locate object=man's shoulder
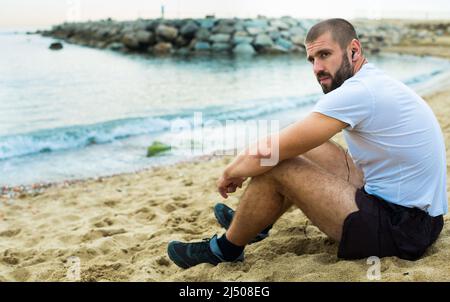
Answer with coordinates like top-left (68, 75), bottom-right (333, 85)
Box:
top-left (351, 63), bottom-right (384, 83)
top-left (322, 76), bottom-right (372, 102)
top-left (316, 63), bottom-right (384, 107)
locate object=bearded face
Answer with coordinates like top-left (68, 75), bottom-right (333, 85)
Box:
top-left (316, 53), bottom-right (354, 94)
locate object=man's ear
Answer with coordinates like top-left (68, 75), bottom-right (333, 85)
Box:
top-left (348, 48), bottom-right (357, 62)
top-left (350, 39), bottom-right (362, 61)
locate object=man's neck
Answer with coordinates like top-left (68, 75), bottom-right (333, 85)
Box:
top-left (353, 56), bottom-right (368, 75)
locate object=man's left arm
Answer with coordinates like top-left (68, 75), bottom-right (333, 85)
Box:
top-left (218, 112), bottom-right (347, 198)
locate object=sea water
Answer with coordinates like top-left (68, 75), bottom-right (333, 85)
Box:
top-left (1, 30), bottom-right (449, 186)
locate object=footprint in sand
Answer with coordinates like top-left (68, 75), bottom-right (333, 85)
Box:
top-left (182, 179), bottom-right (194, 186)
top-left (93, 217), bottom-right (115, 228)
top-left (185, 210), bottom-right (201, 223)
top-left (81, 263), bottom-right (131, 282)
top-left (155, 256), bottom-right (171, 267)
top-left (9, 268), bottom-right (31, 281)
top-left (133, 207), bottom-right (157, 222)
top-left (162, 203), bottom-right (177, 213)
top-left (293, 237), bottom-right (337, 256)
top-left (103, 199), bottom-right (119, 207)
top-left (171, 215), bottom-right (205, 235)
top-left (173, 201), bottom-right (189, 209)
top-left (82, 228), bottom-right (127, 242)
top-left (163, 196), bottom-right (192, 212)
top-left (172, 195), bottom-right (188, 201)
top-left (97, 228), bottom-right (126, 237)
top-left (0, 229), bottom-right (21, 237)
top-left (164, 215), bottom-right (183, 227)
top-left (2, 255), bottom-right (20, 265)
top-left (145, 199), bottom-right (158, 206)
top-left (1, 249), bottom-right (21, 266)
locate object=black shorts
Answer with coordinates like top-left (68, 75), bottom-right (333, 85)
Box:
top-left (338, 187), bottom-right (444, 260)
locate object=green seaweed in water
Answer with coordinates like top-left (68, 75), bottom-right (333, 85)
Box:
top-left (146, 141), bottom-right (171, 157)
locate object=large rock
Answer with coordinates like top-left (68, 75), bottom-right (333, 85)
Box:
top-left (198, 18), bottom-right (216, 29)
top-left (266, 26), bottom-right (279, 33)
top-left (275, 38), bottom-right (293, 50)
top-left (244, 19), bottom-right (269, 28)
top-left (195, 28), bottom-right (211, 41)
top-left (268, 31), bottom-right (281, 40)
top-left (156, 25), bottom-right (178, 41)
top-left (253, 34), bottom-right (274, 48)
top-left (246, 27), bottom-right (265, 36)
top-left (145, 20), bottom-right (159, 31)
top-left (269, 20), bottom-right (290, 30)
top-left (94, 28), bottom-right (111, 40)
top-left (234, 30), bottom-right (250, 37)
top-left (136, 30), bottom-right (154, 45)
top-left (212, 25), bottom-right (235, 35)
top-left (233, 35), bottom-right (254, 45)
top-left (49, 42), bottom-right (63, 50)
top-left (217, 19), bottom-right (236, 27)
top-left (292, 45), bottom-right (306, 54)
top-left (234, 21), bottom-right (245, 32)
top-left (175, 47), bottom-right (191, 56)
top-left (290, 35), bottom-right (305, 46)
top-left (261, 45), bottom-right (289, 54)
top-left (298, 20), bottom-right (315, 31)
top-left (122, 33), bottom-right (140, 49)
top-left (107, 42), bottom-right (124, 51)
top-left (211, 42), bottom-right (231, 52)
top-left (174, 36), bottom-right (189, 47)
top-left (232, 43), bottom-right (256, 55)
top-left (417, 30), bottom-right (430, 39)
top-left (280, 30), bottom-right (291, 39)
top-left (280, 17), bottom-right (299, 27)
top-left (153, 42), bottom-right (173, 54)
top-left (209, 33), bottom-right (231, 43)
top-left (96, 41), bottom-right (108, 49)
top-left (170, 19), bottom-right (185, 29)
top-left (106, 27), bottom-right (121, 39)
top-left (180, 21), bottom-right (199, 39)
top-left (289, 26), bottom-right (306, 37)
top-left (193, 41), bottom-right (211, 52)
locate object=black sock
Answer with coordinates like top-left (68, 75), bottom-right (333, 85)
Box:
top-left (216, 234), bottom-right (245, 261)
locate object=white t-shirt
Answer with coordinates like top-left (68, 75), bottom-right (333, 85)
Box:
top-left (313, 63), bottom-right (447, 217)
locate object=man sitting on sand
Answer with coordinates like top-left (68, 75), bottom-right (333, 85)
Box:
top-left (168, 18), bottom-right (447, 268)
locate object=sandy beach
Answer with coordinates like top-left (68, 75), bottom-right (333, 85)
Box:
top-left (1, 46), bottom-right (450, 282)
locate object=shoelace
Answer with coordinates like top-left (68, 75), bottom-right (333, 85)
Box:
top-left (188, 238), bottom-right (212, 255)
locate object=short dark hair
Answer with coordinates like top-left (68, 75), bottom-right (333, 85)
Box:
top-left (305, 18), bottom-right (359, 50)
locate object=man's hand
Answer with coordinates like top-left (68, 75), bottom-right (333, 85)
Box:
top-left (217, 174), bottom-right (247, 199)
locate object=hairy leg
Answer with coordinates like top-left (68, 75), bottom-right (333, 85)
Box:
top-left (245, 140), bottom-right (364, 226)
top-left (226, 140), bottom-right (364, 245)
top-left (302, 140), bottom-right (364, 188)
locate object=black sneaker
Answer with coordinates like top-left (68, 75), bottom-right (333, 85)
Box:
top-left (213, 203), bottom-right (271, 244)
top-left (167, 235), bottom-right (244, 269)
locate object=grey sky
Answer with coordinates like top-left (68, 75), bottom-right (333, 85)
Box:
top-left (1, 0), bottom-right (450, 29)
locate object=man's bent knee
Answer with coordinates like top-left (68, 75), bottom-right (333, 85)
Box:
top-left (268, 157), bottom-right (315, 180)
